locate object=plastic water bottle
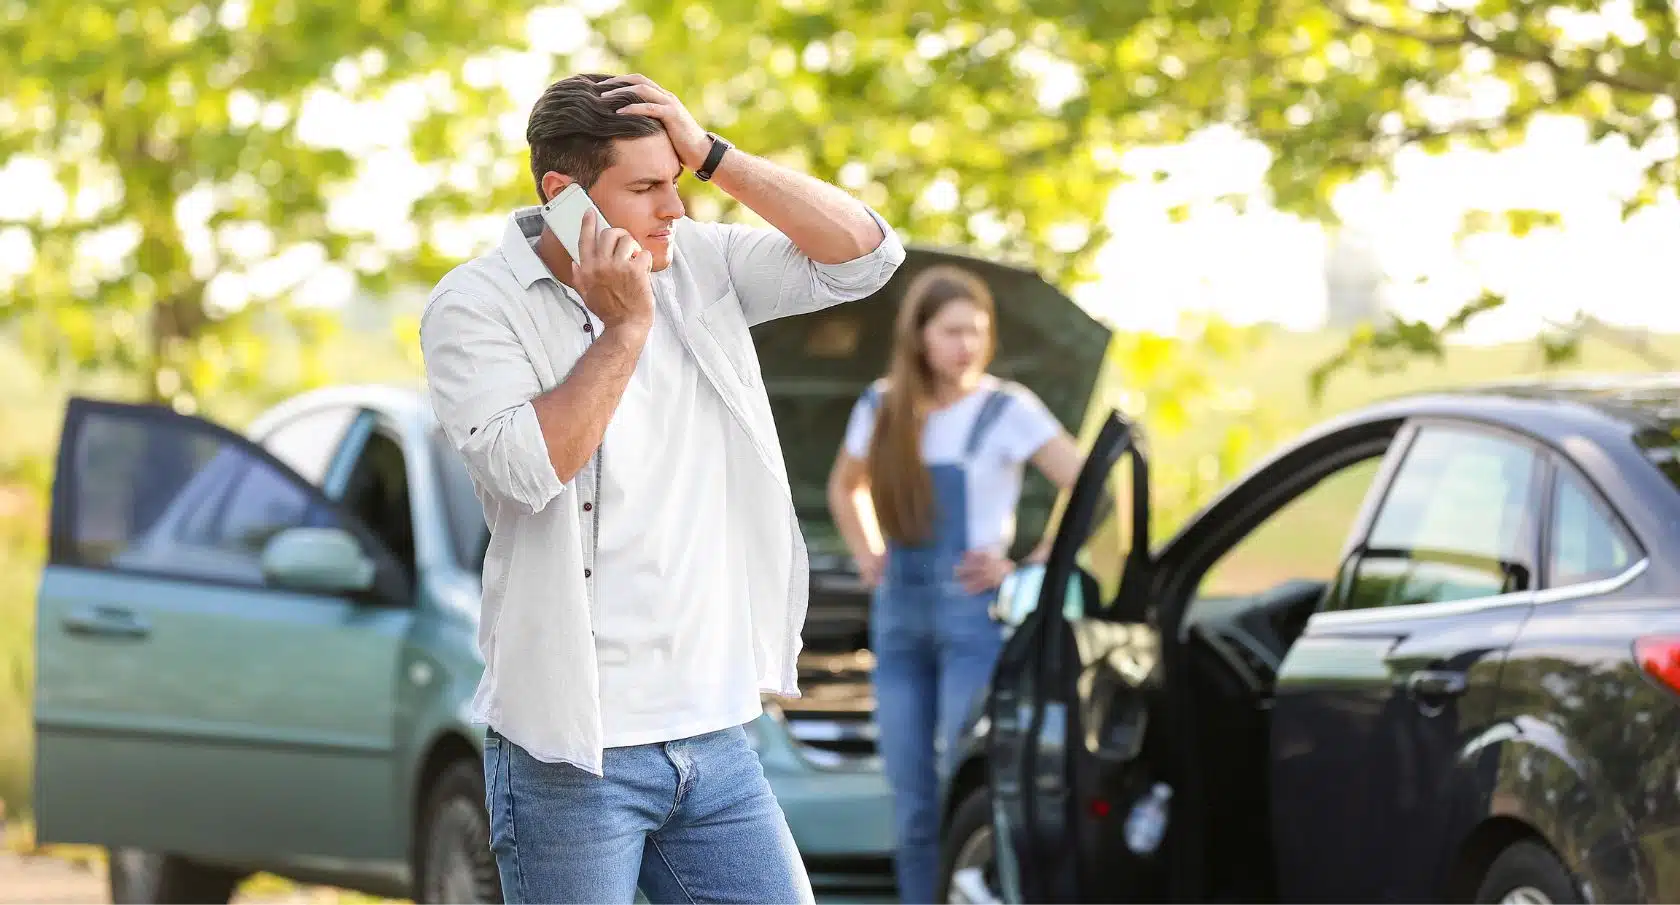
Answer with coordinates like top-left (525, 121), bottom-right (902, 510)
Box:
top-left (1124, 781), bottom-right (1173, 855)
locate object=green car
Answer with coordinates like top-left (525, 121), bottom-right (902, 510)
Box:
top-left (32, 382), bottom-right (901, 902)
top-left (31, 247), bottom-right (1109, 904)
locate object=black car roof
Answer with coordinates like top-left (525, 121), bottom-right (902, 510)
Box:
top-left (1157, 371), bottom-right (1680, 578)
top-left (1321, 372), bottom-right (1680, 444)
top-left (1429, 373), bottom-right (1680, 427)
top-left (1204, 372), bottom-right (1680, 530)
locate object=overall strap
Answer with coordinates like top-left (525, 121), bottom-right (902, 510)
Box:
top-left (861, 383), bottom-right (884, 410)
top-left (964, 383), bottom-right (1018, 457)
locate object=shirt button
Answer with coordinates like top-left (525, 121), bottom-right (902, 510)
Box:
top-left (584, 568), bottom-right (592, 578)
top-left (583, 322), bottom-right (593, 333)
top-left (582, 502), bottom-right (593, 511)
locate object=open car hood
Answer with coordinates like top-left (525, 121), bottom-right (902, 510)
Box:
top-left (750, 246), bottom-right (1113, 564)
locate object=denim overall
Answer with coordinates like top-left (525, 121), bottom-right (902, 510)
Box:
top-left (868, 385), bottom-right (1017, 905)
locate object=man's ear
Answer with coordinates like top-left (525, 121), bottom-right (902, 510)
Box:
top-left (541, 171), bottom-right (576, 203)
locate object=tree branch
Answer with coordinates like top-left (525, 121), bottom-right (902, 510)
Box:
top-left (1547, 314), bottom-right (1675, 368)
top-left (2, 212), bottom-right (133, 244)
top-left (1329, 3), bottom-right (1677, 99)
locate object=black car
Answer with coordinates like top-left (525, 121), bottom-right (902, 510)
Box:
top-left (940, 376), bottom-right (1680, 904)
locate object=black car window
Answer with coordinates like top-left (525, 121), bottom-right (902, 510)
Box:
top-left (1068, 443), bottom-right (1140, 615)
top-left (260, 405), bottom-right (358, 487)
top-left (1548, 468), bottom-right (1636, 587)
top-left (340, 429), bottom-right (416, 575)
top-left (1199, 456), bottom-right (1383, 599)
top-left (1339, 425), bottom-right (1539, 610)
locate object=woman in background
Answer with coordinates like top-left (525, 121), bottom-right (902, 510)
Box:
top-left (827, 264), bottom-right (1082, 904)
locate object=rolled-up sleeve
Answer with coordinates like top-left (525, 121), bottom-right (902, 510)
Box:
top-left (420, 290), bottom-right (567, 515)
top-left (707, 205), bottom-right (907, 326)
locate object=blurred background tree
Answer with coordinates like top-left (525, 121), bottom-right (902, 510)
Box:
top-left (1112, 0), bottom-right (1680, 389)
top-left (0, 0), bottom-right (525, 412)
top-left (6, 0), bottom-right (1676, 411)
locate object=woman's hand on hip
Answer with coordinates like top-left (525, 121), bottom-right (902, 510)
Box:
top-left (856, 550), bottom-right (886, 589)
top-left (956, 548), bottom-right (1014, 594)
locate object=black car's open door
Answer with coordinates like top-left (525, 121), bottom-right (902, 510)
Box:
top-left (987, 410), bottom-right (1163, 904)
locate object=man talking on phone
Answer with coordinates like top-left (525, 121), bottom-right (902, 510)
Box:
top-left (419, 73), bottom-right (904, 904)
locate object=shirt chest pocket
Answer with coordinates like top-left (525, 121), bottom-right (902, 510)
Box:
top-left (696, 289), bottom-right (760, 388)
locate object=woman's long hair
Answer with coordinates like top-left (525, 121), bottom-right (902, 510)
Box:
top-left (865, 264), bottom-right (996, 545)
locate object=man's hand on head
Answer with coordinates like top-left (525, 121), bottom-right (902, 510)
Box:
top-left (599, 74), bottom-right (713, 171)
top-left (593, 71), bottom-right (889, 269)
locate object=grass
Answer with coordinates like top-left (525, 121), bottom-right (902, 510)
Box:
top-left (0, 321), bottom-right (1674, 831)
top-left (0, 339), bottom-right (53, 821)
top-left (0, 501), bottom-right (41, 820)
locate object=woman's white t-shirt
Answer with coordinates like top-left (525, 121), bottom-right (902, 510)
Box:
top-left (843, 375), bottom-right (1061, 553)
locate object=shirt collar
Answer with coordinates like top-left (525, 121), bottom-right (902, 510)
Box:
top-left (501, 206), bottom-right (554, 290)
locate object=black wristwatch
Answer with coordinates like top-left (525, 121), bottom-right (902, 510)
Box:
top-left (694, 133), bottom-right (733, 183)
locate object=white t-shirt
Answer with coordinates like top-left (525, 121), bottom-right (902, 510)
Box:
top-left (590, 294), bottom-right (761, 749)
top-left (843, 376), bottom-right (1061, 553)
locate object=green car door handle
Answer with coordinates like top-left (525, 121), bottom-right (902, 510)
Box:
top-left (62, 604), bottom-right (152, 640)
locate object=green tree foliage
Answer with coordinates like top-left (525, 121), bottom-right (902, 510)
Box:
top-left (565, 0), bottom-right (1678, 395)
top-left (0, 0), bottom-right (523, 410)
top-left (1147, 0), bottom-right (1680, 392)
top-left (7, 0), bottom-right (1674, 414)
top-left (402, 3), bottom-right (1137, 290)
top-left (617, 1), bottom-right (1130, 283)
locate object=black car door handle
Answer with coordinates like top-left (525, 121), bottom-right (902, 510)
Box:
top-left (61, 605), bottom-right (151, 640)
top-left (1406, 669), bottom-right (1467, 698)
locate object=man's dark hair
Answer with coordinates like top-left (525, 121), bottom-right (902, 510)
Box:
top-left (526, 73), bottom-right (665, 200)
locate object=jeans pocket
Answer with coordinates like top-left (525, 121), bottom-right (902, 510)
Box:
top-left (483, 737), bottom-right (503, 818)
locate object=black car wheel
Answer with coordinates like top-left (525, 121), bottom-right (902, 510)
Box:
top-left (106, 847), bottom-right (242, 904)
top-left (1474, 840), bottom-right (1584, 905)
top-left (938, 786), bottom-right (1002, 905)
top-left (415, 759), bottom-right (503, 904)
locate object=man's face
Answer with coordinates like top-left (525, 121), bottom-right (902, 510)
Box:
top-left (584, 134), bottom-right (686, 272)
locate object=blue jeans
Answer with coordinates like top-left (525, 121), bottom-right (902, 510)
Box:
top-left (871, 574), bottom-right (1006, 905)
top-left (483, 724), bottom-right (814, 904)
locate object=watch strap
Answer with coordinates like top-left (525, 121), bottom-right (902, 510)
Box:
top-left (695, 134), bottom-right (732, 182)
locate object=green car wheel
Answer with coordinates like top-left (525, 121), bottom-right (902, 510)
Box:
top-left (106, 847), bottom-right (243, 904)
top-left (415, 758), bottom-right (502, 904)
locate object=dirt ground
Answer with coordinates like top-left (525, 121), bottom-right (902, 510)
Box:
top-left (0, 849), bottom-right (105, 904)
top-left (0, 848), bottom-right (895, 904)
top-left (0, 848), bottom-right (367, 904)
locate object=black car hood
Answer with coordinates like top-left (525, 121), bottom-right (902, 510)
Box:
top-left (750, 246), bottom-right (1113, 565)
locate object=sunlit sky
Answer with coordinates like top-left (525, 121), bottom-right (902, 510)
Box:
top-left (1087, 115), bottom-right (1680, 342)
top-left (2, 7), bottom-right (1678, 346)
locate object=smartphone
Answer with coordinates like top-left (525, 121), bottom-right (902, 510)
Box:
top-left (540, 183), bottom-right (611, 261)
